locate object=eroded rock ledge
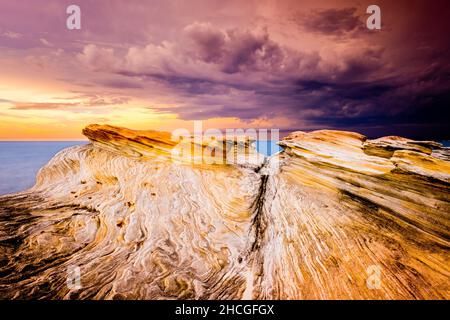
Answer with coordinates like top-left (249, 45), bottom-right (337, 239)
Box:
top-left (0, 124), bottom-right (448, 299)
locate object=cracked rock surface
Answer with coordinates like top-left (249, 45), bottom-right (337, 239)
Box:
top-left (0, 124), bottom-right (449, 299)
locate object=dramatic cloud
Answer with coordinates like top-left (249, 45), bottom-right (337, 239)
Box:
top-left (0, 0), bottom-right (449, 139)
top-left (9, 95), bottom-right (130, 111)
top-left (298, 7), bottom-right (364, 37)
top-left (77, 22), bottom-right (392, 123)
top-left (2, 30), bottom-right (22, 39)
top-left (10, 102), bottom-right (77, 110)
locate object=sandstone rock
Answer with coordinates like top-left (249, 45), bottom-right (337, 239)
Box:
top-left (0, 125), bottom-right (448, 299)
top-left (362, 136), bottom-right (435, 158)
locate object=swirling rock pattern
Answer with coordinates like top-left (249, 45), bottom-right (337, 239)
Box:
top-left (0, 125), bottom-right (448, 299)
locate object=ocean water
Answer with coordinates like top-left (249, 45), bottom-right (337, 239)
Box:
top-left (441, 140), bottom-right (450, 147)
top-left (255, 140), bottom-right (282, 156)
top-left (0, 141), bottom-right (86, 195)
top-left (0, 140), bottom-right (282, 195)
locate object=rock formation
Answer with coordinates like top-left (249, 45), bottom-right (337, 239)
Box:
top-left (0, 124), bottom-right (448, 299)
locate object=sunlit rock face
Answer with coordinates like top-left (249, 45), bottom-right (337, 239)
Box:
top-left (0, 125), bottom-right (449, 299)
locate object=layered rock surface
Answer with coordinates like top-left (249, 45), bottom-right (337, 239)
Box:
top-left (0, 125), bottom-right (448, 299)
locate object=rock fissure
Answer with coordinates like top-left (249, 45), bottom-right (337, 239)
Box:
top-left (249, 173), bottom-right (269, 252)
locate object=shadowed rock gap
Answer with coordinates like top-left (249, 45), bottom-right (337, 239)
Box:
top-left (250, 174), bottom-right (269, 252)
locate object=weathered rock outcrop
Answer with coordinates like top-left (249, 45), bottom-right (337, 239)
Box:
top-left (0, 125), bottom-right (448, 299)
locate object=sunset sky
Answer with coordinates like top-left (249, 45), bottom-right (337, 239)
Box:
top-left (0, 0), bottom-right (449, 140)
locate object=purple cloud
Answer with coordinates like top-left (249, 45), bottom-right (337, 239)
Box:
top-left (1, 0), bottom-right (449, 139)
top-left (297, 7), bottom-right (365, 37)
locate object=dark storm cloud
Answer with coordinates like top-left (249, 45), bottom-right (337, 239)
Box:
top-left (181, 22), bottom-right (301, 75)
top-left (297, 7), bottom-right (364, 37)
top-left (183, 22), bottom-right (227, 64)
top-left (101, 79), bottom-right (144, 89)
top-left (73, 1), bottom-right (450, 139)
top-left (297, 63), bottom-right (450, 138)
top-left (140, 73), bottom-right (236, 95)
top-left (118, 27), bottom-right (388, 122)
